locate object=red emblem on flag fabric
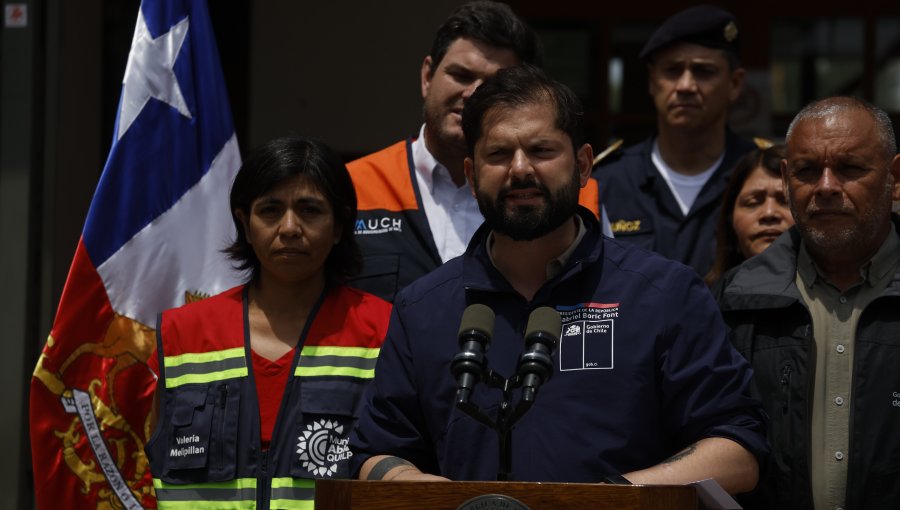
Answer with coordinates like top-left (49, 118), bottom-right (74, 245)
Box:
top-left (29, 1), bottom-right (242, 507)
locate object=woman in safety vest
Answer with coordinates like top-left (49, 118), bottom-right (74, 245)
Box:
top-left (146, 137), bottom-right (391, 509)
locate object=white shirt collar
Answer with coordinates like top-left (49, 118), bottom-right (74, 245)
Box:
top-left (411, 124), bottom-right (445, 194)
top-left (410, 124), bottom-right (484, 263)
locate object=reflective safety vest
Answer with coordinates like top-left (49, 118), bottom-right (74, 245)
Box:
top-left (146, 284), bottom-right (390, 509)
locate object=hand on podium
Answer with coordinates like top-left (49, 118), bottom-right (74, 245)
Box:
top-left (360, 455), bottom-right (451, 482)
top-left (619, 437), bottom-right (758, 495)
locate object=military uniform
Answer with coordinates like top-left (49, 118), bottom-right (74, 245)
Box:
top-left (593, 4), bottom-right (751, 276)
top-left (594, 132), bottom-right (755, 275)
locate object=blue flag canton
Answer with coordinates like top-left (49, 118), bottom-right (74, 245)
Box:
top-left (84, 0), bottom-right (235, 267)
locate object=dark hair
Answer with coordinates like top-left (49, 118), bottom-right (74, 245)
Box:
top-left (705, 144), bottom-right (785, 286)
top-left (224, 137), bottom-right (361, 284)
top-left (427, 0), bottom-right (541, 75)
top-left (462, 64), bottom-right (584, 157)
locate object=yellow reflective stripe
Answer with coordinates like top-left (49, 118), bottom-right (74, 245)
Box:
top-left (271, 477), bottom-right (315, 489)
top-left (153, 477), bottom-right (256, 509)
top-left (269, 500), bottom-right (314, 510)
top-left (271, 478), bottom-right (315, 488)
top-left (163, 347), bottom-right (248, 388)
top-left (165, 347), bottom-right (245, 367)
top-left (157, 502), bottom-right (254, 510)
top-left (166, 367), bottom-right (249, 388)
top-left (300, 345), bottom-right (379, 358)
top-left (295, 346), bottom-right (380, 379)
top-left (270, 477), bottom-right (315, 509)
top-left (294, 365), bottom-right (374, 378)
top-left (153, 477), bottom-right (257, 490)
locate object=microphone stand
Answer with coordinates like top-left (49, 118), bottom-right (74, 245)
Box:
top-left (453, 305), bottom-right (559, 481)
top-left (455, 368), bottom-right (534, 481)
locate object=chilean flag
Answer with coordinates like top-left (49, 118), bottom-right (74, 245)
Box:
top-left (29, 1), bottom-right (242, 507)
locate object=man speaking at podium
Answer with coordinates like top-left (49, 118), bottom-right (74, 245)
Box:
top-left (350, 65), bottom-right (767, 495)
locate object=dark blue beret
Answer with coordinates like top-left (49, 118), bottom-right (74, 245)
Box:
top-left (640, 4), bottom-right (739, 61)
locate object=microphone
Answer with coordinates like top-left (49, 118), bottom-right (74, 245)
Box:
top-left (517, 307), bottom-right (561, 403)
top-left (450, 304), bottom-right (495, 405)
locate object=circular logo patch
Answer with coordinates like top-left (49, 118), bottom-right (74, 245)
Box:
top-left (296, 418), bottom-right (352, 477)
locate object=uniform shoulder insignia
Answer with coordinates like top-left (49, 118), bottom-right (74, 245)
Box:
top-left (592, 139), bottom-right (624, 168)
top-left (753, 137), bottom-right (774, 149)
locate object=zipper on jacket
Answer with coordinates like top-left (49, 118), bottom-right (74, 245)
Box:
top-left (780, 363), bottom-right (792, 414)
top-left (780, 361), bottom-right (793, 452)
top-left (258, 448), bottom-right (270, 510)
top-left (217, 384), bottom-right (228, 470)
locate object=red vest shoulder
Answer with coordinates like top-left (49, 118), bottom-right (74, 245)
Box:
top-left (305, 286), bottom-right (391, 349)
top-left (159, 285), bottom-right (245, 356)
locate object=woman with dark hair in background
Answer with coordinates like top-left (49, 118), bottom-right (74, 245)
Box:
top-left (146, 137), bottom-right (391, 509)
top-left (705, 145), bottom-right (793, 287)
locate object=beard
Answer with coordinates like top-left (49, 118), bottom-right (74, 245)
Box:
top-left (793, 180), bottom-right (894, 253)
top-left (422, 97), bottom-right (465, 159)
top-left (475, 170), bottom-right (581, 241)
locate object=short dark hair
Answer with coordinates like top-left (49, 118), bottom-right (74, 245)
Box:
top-left (705, 144), bottom-right (785, 286)
top-left (224, 137), bottom-right (361, 284)
top-left (427, 0), bottom-right (541, 75)
top-left (462, 64), bottom-right (584, 157)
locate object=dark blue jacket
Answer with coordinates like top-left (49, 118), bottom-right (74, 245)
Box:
top-left (351, 207), bottom-right (767, 482)
top-left (593, 132), bottom-right (755, 276)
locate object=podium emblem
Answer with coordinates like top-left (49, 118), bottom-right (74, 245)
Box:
top-left (457, 494), bottom-right (530, 510)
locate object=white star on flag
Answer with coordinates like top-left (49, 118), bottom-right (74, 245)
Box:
top-left (117, 11), bottom-right (192, 140)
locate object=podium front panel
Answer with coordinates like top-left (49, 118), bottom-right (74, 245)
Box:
top-left (315, 479), bottom-right (699, 510)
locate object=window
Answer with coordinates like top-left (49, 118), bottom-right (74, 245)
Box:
top-left (771, 19), bottom-right (864, 113)
top-left (875, 18), bottom-right (900, 112)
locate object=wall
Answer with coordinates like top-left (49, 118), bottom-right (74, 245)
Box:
top-left (248, 1), bottom-right (466, 155)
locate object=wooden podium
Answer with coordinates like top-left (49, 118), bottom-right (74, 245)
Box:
top-left (315, 479), bottom-right (703, 510)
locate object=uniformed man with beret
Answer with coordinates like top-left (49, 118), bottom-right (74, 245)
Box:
top-left (593, 5), bottom-right (755, 277)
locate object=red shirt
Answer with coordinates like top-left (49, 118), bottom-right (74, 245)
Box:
top-left (251, 347), bottom-right (295, 450)
top-left (149, 346), bottom-right (298, 450)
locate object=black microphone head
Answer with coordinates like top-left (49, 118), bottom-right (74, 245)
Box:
top-left (525, 307), bottom-right (561, 347)
top-left (458, 304), bottom-right (495, 344)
